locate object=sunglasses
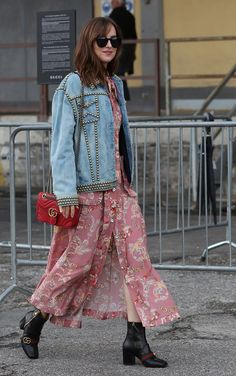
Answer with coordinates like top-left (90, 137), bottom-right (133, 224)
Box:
top-left (96, 36), bottom-right (121, 48)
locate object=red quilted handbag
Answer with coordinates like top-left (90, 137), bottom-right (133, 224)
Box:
top-left (36, 192), bottom-right (79, 228)
top-left (36, 76), bottom-right (83, 228)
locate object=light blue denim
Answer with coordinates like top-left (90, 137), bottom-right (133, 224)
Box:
top-left (51, 72), bottom-right (133, 202)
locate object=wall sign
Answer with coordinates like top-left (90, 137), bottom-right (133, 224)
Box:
top-left (37, 10), bottom-right (76, 84)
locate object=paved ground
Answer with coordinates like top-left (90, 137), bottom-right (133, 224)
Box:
top-left (0, 195), bottom-right (236, 376)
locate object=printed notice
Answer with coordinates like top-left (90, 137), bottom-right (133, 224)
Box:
top-left (37, 10), bottom-right (76, 84)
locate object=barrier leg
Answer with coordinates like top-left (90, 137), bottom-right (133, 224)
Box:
top-left (0, 285), bottom-right (32, 303)
top-left (200, 127), bottom-right (236, 262)
top-left (201, 240), bottom-right (236, 261)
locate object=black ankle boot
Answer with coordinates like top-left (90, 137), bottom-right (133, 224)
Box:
top-left (122, 322), bottom-right (168, 368)
top-left (19, 309), bottom-right (48, 359)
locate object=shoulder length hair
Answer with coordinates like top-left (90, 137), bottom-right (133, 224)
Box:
top-left (74, 17), bottom-right (122, 86)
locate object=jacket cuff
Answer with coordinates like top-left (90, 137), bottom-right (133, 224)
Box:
top-left (56, 195), bottom-right (79, 207)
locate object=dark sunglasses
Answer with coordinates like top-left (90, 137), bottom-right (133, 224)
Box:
top-left (96, 36), bottom-right (121, 48)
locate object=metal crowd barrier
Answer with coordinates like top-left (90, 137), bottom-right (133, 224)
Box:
top-left (0, 123), bottom-right (52, 301)
top-left (0, 122), bottom-right (51, 251)
top-left (130, 119), bottom-right (236, 271)
top-left (0, 118), bottom-right (236, 303)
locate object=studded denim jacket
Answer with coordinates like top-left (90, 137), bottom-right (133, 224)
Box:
top-left (50, 72), bottom-right (133, 205)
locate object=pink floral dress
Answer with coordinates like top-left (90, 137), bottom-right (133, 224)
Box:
top-left (30, 77), bottom-right (180, 328)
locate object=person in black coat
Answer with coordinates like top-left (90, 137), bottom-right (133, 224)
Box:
top-left (109, 0), bottom-right (137, 100)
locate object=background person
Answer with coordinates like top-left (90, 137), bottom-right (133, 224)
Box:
top-left (19, 17), bottom-right (179, 368)
top-left (109, 0), bottom-right (137, 100)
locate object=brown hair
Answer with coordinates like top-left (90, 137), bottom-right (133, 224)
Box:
top-left (74, 17), bottom-right (122, 86)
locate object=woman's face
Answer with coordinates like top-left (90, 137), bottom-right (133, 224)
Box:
top-left (94, 25), bottom-right (118, 66)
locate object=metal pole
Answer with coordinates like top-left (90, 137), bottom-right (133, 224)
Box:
top-left (164, 41), bottom-right (171, 115)
top-left (155, 39), bottom-right (161, 116)
top-left (142, 129), bottom-right (147, 216)
top-left (154, 130), bottom-right (158, 232)
top-left (203, 129), bottom-right (209, 265)
top-left (190, 126), bottom-right (198, 205)
top-left (26, 131), bottom-right (33, 258)
top-left (0, 128), bottom-right (18, 303)
top-left (227, 127), bottom-right (233, 266)
top-left (180, 128), bottom-right (185, 263)
top-left (195, 64), bottom-right (236, 115)
top-left (9, 129), bottom-right (17, 286)
top-left (157, 128), bottom-right (162, 262)
top-left (39, 84), bottom-right (49, 121)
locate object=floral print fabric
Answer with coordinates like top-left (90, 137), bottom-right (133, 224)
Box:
top-left (29, 78), bottom-right (180, 328)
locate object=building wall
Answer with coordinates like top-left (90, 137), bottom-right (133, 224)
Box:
top-left (163, 0), bottom-right (236, 88)
top-left (0, 0), bottom-right (164, 114)
top-left (0, 0), bottom-right (93, 105)
top-left (140, 0), bottom-right (164, 86)
top-left (93, 0), bottom-right (164, 113)
top-left (94, 0), bottom-right (164, 86)
top-left (3, 1), bottom-right (236, 112)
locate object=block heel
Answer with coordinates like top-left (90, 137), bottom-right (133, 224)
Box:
top-left (123, 349), bottom-right (135, 365)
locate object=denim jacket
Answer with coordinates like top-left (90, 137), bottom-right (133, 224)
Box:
top-left (51, 72), bottom-right (133, 205)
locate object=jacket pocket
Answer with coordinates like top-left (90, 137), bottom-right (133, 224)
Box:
top-left (81, 96), bottom-right (100, 125)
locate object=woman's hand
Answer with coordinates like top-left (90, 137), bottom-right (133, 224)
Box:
top-left (59, 205), bottom-right (78, 218)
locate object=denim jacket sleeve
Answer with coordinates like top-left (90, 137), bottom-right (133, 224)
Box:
top-left (50, 88), bottom-right (78, 206)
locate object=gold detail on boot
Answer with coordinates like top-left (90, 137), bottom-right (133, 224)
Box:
top-left (22, 337), bottom-right (32, 344)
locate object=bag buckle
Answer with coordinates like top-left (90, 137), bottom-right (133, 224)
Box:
top-left (48, 208), bottom-right (57, 217)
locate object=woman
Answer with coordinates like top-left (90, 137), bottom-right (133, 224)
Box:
top-left (19, 17), bottom-right (179, 368)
